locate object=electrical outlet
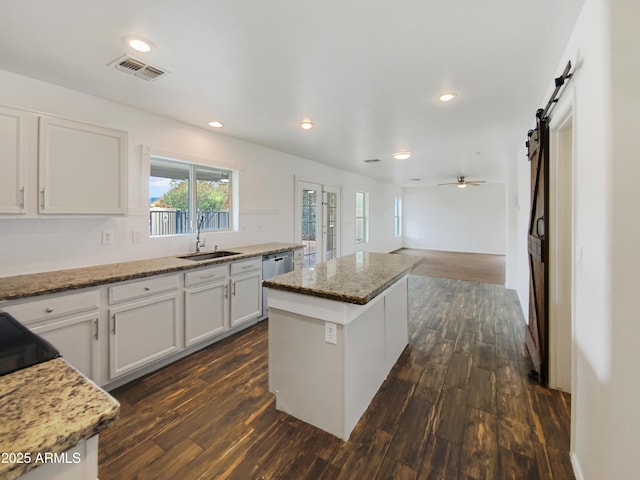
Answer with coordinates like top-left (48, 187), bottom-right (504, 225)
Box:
top-left (132, 230), bottom-right (141, 243)
top-left (325, 322), bottom-right (337, 344)
top-left (102, 230), bottom-right (113, 245)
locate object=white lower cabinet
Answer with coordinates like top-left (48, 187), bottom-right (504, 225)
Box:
top-left (184, 265), bottom-right (229, 346)
top-left (2, 290), bottom-right (100, 383)
top-left (30, 312), bottom-right (100, 382)
top-left (230, 258), bottom-right (262, 327)
top-left (108, 293), bottom-right (180, 379)
top-left (108, 275), bottom-right (181, 380)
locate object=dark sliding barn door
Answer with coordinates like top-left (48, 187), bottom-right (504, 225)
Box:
top-left (525, 110), bottom-right (549, 385)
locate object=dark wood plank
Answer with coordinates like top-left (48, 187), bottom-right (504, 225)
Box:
top-left (460, 407), bottom-right (499, 479)
top-left (434, 386), bottom-right (468, 443)
top-left (418, 435), bottom-right (462, 480)
top-left (468, 367), bottom-right (497, 414)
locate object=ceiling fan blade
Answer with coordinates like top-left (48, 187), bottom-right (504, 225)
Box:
top-left (437, 182), bottom-right (458, 186)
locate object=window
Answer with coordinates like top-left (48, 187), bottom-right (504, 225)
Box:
top-left (355, 191), bottom-right (369, 244)
top-left (149, 156), bottom-right (232, 236)
top-left (394, 197), bottom-right (402, 236)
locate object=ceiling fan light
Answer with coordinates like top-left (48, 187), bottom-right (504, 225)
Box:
top-left (457, 183), bottom-right (467, 189)
top-left (393, 151), bottom-right (412, 160)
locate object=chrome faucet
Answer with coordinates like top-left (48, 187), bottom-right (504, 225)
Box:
top-left (195, 214), bottom-right (206, 253)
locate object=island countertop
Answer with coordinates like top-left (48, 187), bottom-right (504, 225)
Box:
top-left (0, 242), bottom-right (302, 302)
top-left (0, 358), bottom-right (120, 480)
top-left (263, 251), bottom-right (422, 305)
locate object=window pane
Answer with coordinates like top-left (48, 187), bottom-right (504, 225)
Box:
top-left (150, 159), bottom-right (190, 236)
top-left (326, 191), bottom-right (337, 260)
top-left (394, 197), bottom-right (401, 236)
top-left (196, 167), bottom-right (230, 232)
top-left (302, 189), bottom-right (317, 267)
top-left (355, 191), bottom-right (368, 244)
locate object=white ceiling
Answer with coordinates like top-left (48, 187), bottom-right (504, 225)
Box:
top-left (0, 0), bottom-right (584, 186)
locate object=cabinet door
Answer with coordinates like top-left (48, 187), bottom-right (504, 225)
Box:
top-left (185, 280), bottom-right (228, 346)
top-left (38, 116), bottom-right (127, 214)
top-left (0, 106), bottom-right (28, 214)
top-left (109, 293), bottom-right (180, 379)
top-left (30, 312), bottom-right (100, 383)
top-left (230, 272), bottom-right (262, 327)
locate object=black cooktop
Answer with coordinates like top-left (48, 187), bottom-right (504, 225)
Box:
top-left (0, 311), bottom-right (61, 377)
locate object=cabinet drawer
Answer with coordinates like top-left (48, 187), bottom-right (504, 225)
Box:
top-left (109, 274), bottom-right (178, 304)
top-left (3, 290), bottom-right (100, 325)
top-left (230, 257), bottom-right (262, 276)
top-left (185, 264), bottom-right (228, 288)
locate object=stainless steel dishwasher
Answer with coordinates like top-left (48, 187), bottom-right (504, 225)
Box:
top-left (262, 251), bottom-right (293, 319)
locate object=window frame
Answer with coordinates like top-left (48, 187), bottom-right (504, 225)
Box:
top-left (149, 155), bottom-right (234, 237)
top-left (355, 191), bottom-right (369, 245)
top-left (394, 196), bottom-right (402, 237)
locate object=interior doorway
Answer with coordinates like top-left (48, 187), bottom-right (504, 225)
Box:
top-left (548, 108), bottom-right (574, 393)
top-left (294, 179), bottom-right (341, 268)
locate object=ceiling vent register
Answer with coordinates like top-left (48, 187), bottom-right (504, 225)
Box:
top-left (110, 55), bottom-right (167, 82)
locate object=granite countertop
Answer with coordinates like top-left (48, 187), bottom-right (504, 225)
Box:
top-left (0, 358), bottom-right (120, 480)
top-left (0, 242), bottom-right (302, 302)
top-left (263, 251), bottom-right (422, 305)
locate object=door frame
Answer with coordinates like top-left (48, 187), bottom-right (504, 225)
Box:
top-left (548, 100), bottom-right (575, 393)
top-left (294, 176), bottom-right (342, 266)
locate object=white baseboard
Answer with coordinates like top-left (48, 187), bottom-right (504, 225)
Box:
top-left (571, 451), bottom-right (585, 480)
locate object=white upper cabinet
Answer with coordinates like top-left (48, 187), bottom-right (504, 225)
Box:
top-left (38, 116), bottom-right (127, 214)
top-left (0, 106), bottom-right (29, 214)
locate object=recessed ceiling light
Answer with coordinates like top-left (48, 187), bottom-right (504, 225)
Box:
top-left (127, 37), bottom-right (152, 53)
top-left (393, 151), bottom-right (412, 160)
top-left (300, 120), bottom-right (315, 130)
top-left (409, 178), bottom-right (421, 182)
top-left (208, 120), bottom-right (224, 128)
top-left (439, 92), bottom-right (457, 102)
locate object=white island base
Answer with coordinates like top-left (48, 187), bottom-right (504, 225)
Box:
top-left (268, 275), bottom-right (409, 440)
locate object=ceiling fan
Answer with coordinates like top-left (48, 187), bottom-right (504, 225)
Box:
top-left (437, 176), bottom-right (486, 189)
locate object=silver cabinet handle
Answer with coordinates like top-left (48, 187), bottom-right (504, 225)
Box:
top-left (233, 282), bottom-right (236, 296)
top-left (40, 188), bottom-right (45, 209)
top-left (200, 273), bottom-right (217, 280)
top-left (111, 314), bottom-right (116, 334)
top-left (94, 319), bottom-right (99, 340)
top-left (144, 286), bottom-right (151, 291)
top-left (45, 307), bottom-right (54, 313)
top-left (224, 284), bottom-right (228, 299)
top-left (19, 186), bottom-right (25, 209)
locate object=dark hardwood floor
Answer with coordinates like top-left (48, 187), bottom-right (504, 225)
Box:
top-left (99, 275), bottom-right (573, 480)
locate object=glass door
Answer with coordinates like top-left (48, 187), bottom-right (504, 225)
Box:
top-left (324, 185), bottom-right (340, 261)
top-left (295, 180), bottom-right (341, 267)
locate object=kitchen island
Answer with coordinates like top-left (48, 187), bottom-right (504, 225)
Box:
top-left (263, 251), bottom-right (422, 440)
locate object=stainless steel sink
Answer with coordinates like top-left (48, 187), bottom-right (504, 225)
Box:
top-left (178, 251), bottom-right (241, 261)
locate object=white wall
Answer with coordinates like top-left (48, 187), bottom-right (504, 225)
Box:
top-left (511, 0), bottom-right (640, 478)
top-left (0, 69), bottom-right (402, 276)
top-left (402, 183), bottom-right (506, 255)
